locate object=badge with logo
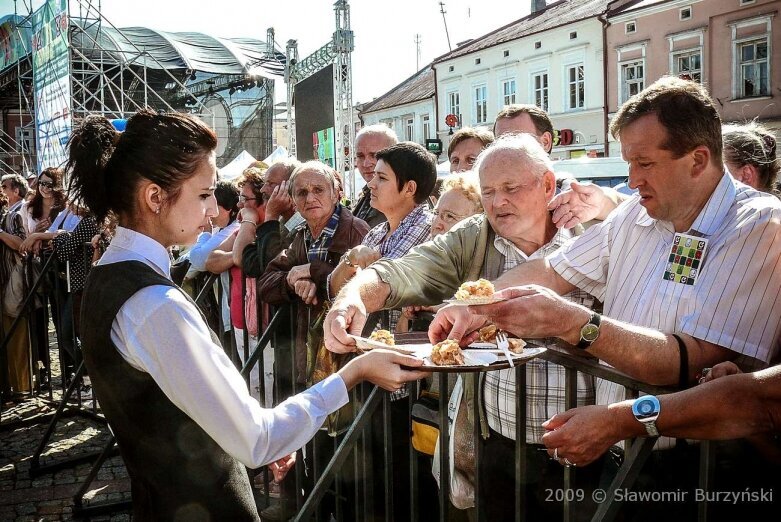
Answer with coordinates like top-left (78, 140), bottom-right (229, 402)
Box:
top-left (664, 233), bottom-right (708, 286)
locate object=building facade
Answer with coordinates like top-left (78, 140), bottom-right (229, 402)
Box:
top-left (432, 0), bottom-right (611, 160)
top-left (607, 0), bottom-right (781, 155)
top-left (359, 66), bottom-right (436, 151)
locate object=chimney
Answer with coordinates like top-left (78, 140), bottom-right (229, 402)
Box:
top-left (531, 0), bottom-right (546, 13)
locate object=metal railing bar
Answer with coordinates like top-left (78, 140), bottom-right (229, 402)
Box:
top-left (294, 385), bottom-right (383, 521)
top-left (591, 436), bottom-right (657, 522)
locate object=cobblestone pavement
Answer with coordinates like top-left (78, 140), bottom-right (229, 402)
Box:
top-left (1, 342), bottom-right (132, 521)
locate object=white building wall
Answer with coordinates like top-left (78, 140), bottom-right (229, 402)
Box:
top-left (360, 98), bottom-right (437, 146)
top-left (434, 18), bottom-right (606, 159)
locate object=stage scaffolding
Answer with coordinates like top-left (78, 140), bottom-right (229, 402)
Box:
top-left (285, 0), bottom-right (356, 199)
top-left (0, 0), bottom-right (284, 172)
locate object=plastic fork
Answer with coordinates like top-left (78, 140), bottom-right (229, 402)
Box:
top-left (495, 330), bottom-right (515, 367)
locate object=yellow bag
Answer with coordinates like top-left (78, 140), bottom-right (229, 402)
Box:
top-left (411, 390), bottom-right (440, 456)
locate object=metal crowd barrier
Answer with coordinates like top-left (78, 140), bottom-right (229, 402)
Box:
top-left (0, 231), bottom-right (740, 521)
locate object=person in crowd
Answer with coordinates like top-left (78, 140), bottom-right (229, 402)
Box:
top-left (493, 103), bottom-right (555, 152)
top-left (351, 124), bottom-right (398, 227)
top-left (326, 141), bottom-right (437, 518)
top-left (323, 134), bottom-right (599, 520)
top-left (427, 77), bottom-right (781, 521)
top-left (66, 109), bottom-right (425, 520)
top-left (207, 168), bottom-right (265, 361)
top-left (541, 360), bottom-right (781, 463)
top-left (19, 167), bottom-right (66, 236)
top-left (204, 167), bottom-right (267, 409)
top-left (430, 173), bottom-right (483, 237)
top-left (259, 161), bottom-right (369, 384)
top-left (722, 121), bottom-right (779, 193)
top-left (328, 142), bottom-right (437, 308)
top-left (239, 159), bottom-right (301, 277)
top-left (447, 127), bottom-right (494, 173)
top-left (550, 121), bottom-right (780, 229)
top-left (0, 173), bottom-right (30, 400)
top-left (257, 161), bottom-right (370, 519)
top-left (187, 179), bottom-right (240, 337)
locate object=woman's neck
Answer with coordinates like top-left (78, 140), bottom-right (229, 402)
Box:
top-left (384, 200), bottom-right (417, 235)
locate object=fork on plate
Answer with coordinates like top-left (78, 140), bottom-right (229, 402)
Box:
top-left (495, 330), bottom-right (515, 367)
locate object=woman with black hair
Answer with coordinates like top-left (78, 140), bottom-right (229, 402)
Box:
top-left (18, 167), bottom-right (66, 236)
top-left (67, 109), bottom-right (426, 520)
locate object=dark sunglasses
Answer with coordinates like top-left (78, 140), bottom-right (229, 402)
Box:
top-left (38, 181), bottom-right (55, 188)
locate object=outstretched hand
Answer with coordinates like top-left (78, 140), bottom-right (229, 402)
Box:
top-left (548, 181), bottom-right (617, 229)
top-left (339, 349), bottom-right (429, 392)
top-left (541, 404), bottom-right (628, 467)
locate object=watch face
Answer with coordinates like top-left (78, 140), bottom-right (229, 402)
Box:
top-left (581, 323), bottom-right (600, 342)
top-left (632, 396), bottom-right (660, 420)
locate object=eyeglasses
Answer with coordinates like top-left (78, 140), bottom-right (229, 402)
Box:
top-left (433, 209), bottom-right (468, 224)
top-left (38, 181), bottom-right (55, 189)
top-left (238, 195), bottom-right (261, 203)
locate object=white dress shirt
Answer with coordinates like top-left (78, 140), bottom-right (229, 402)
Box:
top-left (97, 226), bottom-right (349, 468)
top-left (549, 173), bottom-right (781, 410)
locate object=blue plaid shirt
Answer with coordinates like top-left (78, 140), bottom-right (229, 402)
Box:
top-left (362, 205), bottom-right (432, 259)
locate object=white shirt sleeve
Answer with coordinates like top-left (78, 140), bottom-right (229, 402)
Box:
top-left (548, 218), bottom-right (613, 303)
top-left (188, 221), bottom-right (240, 272)
top-left (111, 285), bottom-right (349, 468)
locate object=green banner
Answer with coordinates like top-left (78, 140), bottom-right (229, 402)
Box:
top-left (0, 17), bottom-right (31, 72)
top-left (31, 0), bottom-right (71, 171)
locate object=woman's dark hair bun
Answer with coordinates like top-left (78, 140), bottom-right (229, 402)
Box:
top-left (66, 115), bottom-right (119, 221)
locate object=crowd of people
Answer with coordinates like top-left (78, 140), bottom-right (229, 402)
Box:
top-left (1, 74), bottom-right (780, 521)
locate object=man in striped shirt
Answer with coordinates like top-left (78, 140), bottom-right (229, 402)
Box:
top-left (431, 77), bottom-right (781, 518)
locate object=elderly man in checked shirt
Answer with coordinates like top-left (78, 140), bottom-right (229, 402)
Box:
top-left (433, 77), bottom-right (781, 521)
top-left (323, 133), bottom-right (604, 521)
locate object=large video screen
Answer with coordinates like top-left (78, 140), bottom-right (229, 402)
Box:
top-left (294, 65), bottom-right (334, 162)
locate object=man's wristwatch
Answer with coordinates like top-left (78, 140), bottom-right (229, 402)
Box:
top-left (576, 312), bottom-right (601, 349)
top-left (632, 395), bottom-right (661, 437)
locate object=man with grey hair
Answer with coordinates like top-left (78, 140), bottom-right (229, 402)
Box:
top-left (240, 159), bottom-right (302, 276)
top-left (323, 133), bottom-right (602, 520)
top-left (351, 124), bottom-right (398, 228)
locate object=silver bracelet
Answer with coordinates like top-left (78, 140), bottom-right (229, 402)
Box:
top-left (241, 220), bottom-right (257, 227)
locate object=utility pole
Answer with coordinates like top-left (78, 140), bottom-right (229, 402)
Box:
top-left (439, 2), bottom-right (452, 51)
top-left (414, 33), bottom-right (422, 70)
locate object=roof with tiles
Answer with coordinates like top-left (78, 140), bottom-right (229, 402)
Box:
top-left (433, 0), bottom-right (612, 63)
top-left (359, 66), bottom-right (435, 114)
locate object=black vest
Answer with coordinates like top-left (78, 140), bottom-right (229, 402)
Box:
top-left (81, 261), bottom-right (259, 521)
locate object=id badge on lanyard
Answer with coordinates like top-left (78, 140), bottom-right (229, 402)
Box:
top-left (664, 233), bottom-right (708, 286)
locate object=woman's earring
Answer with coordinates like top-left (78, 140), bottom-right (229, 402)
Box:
top-left (155, 207), bottom-right (161, 215)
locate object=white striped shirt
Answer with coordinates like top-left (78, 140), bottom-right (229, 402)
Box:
top-left (548, 173), bottom-right (781, 411)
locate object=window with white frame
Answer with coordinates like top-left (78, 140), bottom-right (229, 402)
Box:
top-left (474, 84), bottom-right (488, 124)
top-left (447, 91), bottom-right (461, 126)
top-left (567, 64), bottom-right (585, 109)
top-left (15, 127), bottom-right (33, 153)
top-left (672, 49), bottom-right (702, 82)
top-left (532, 72), bottom-right (549, 112)
top-left (501, 78), bottom-right (517, 106)
top-left (737, 37), bottom-right (769, 97)
top-left (621, 60), bottom-right (645, 102)
top-left (422, 114), bottom-right (431, 140)
top-left (405, 117), bottom-right (414, 141)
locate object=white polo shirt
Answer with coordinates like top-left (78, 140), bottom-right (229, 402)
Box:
top-left (548, 173), bottom-right (781, 408)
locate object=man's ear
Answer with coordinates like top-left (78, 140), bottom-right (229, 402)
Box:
top-left (542, 170), bottom-right (557, 199)
top-left (540, 131), bottom-right (553, 154)
top-left (690, 145), bottom-right (711, 179)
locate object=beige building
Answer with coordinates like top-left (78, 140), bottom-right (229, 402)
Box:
top-left (606, 0), bottom-right (781, 155)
